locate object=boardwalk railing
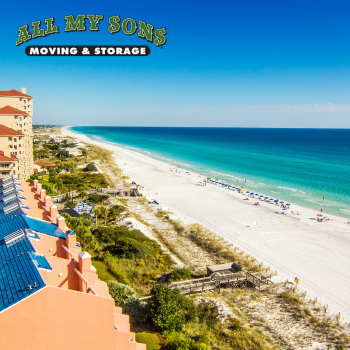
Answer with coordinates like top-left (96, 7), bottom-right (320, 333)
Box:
top-left (168, 271), bottom-right (273, 295)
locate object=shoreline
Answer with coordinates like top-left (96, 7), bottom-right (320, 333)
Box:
top-left (62, 126), bottom-right (350, 322)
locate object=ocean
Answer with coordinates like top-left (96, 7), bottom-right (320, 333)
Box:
top-left (70, 127), bottom-right (350, 218)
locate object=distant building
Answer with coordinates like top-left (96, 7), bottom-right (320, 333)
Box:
top-left (33, 161), bottom-right (56, 173)
top-left (60, 147), bottom-right (82, 157)
top-left (0, 88), bottom-right (34, 179)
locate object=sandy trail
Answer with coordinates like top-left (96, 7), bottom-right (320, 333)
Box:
top-left (63, 127), bottom-right (350, 322)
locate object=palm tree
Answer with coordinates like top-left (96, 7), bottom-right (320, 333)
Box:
top-left (98, 206), bottom-right (109, 225)
top-left (92, 207), bottom-right (100, 227)
top-left (55, 179), bottom-right (64, 195)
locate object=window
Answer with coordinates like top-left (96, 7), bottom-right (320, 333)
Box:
top-left (2, 172), bottom-right (9, 176)
top-left (14, 138), bottom-right (17, 142)
top-left (1, 164), bottom-right (10, 169)
top-left (15, 116), bottom-right (18, 119)
top-left (8, 137), bottom-right (12, 141)
top-left (9, 145), bottom-right (13, 148)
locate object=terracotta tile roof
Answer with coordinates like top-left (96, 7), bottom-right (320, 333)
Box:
top-left (0, 105), bottom-right (29, 116)
top-left (0, 89), bottom-right (32, 98)
top-left (34, 162), bottom-right (55, 167)
top-left (0, 124), bottom-right (25, 136)
top-left (0, 150), bottom-right (17, 162)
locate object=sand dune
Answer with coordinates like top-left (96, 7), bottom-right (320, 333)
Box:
top-left (63, 127), bottom-right (350, 322)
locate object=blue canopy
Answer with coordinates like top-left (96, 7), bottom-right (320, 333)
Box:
top-left (286, 203), bottom-right (291, 205)
top-left (246, 191), bottom-right (250, 193)
top-left (260, 195), bottom-right (264, 197)
top-left (265, 197), bottom-right (269, 199)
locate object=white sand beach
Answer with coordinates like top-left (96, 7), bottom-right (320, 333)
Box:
top-left (63, 126), bottom-right (350, 322)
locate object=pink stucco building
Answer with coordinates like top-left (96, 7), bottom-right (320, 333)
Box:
top-left (0, 177), bottom-right (146, 350)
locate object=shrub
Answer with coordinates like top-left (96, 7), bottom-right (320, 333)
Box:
top-left (165, 333), bottom-right (195, 350)
top-left (110, 237), bottom-right (155, 259)
top-left (87, 193), bottom-right (109, 204)
top-left (149, 285), bottom-right (186, 332)
top-left (107, 281), bottom-right (138, 306)
top-left (124, 299), bottom-right (149, 325)
top-left (167, 268), bottom-right (192, 282)
top-left (83, 163), bottom-right (98, 172)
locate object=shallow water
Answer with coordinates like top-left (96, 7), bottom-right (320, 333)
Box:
top-left (70, 127), bottom-right (350, 218)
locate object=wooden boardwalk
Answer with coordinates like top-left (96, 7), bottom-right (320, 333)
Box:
top-left (168, 271), bottom-right (273, 295)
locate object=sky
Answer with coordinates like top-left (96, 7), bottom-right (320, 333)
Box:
top-left (0, 0), bottom-right (349, 127)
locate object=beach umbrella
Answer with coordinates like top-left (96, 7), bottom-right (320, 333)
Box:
top-left (251, 192), bottom-right (254, 195)
top-left (265, 197), bottom-right (269, 199)
top-left (280, 201), bottom-right (284, 204)
top-left (317, 214), bottom-right (323, 216)
top-left (274, 200), bottom-right (279, 202)
top-left (270, 198), bottom-right (274, 200)
top-left (246, 191), bottom-right (250, 194)
top-left (260, 195), bottom-right (264, 197)
top-left (286, 203), bottom-right (291, 206)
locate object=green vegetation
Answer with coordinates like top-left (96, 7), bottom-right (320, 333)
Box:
top-left (149, 285), bottom-right (196, 333)
top-left (146, 285), bottom-right (275, 350)
top-left (87, 193), bottom-right (109, 204)
top-left (107, 281), bottom-right (138, 306)
top-left (135, 332), bottom-right (161, 350)
top-left (83, 162), bottom-right (98, 172)
top-left (167, 268), bottom-right (193, 282)
top-left (92, 260), bottom-right (118, 282)
top-left (61, 211), bottom-right (173, 296)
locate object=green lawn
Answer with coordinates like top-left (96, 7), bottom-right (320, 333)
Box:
top-left (92, 260), bottom-right (118, 282)
top-left (135, 332), bottom-right (161, 350)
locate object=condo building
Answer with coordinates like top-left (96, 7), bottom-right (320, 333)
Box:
top-left (0, 176), bottom-right (146, 350)
top-left (0, 88), bottom-right (34, 180)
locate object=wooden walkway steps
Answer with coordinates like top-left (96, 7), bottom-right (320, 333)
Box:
top-left (168, 271), bottom-right (273, 295)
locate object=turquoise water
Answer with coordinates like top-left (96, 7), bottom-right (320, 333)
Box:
top-left (70, 127), bottom-right (350, 218)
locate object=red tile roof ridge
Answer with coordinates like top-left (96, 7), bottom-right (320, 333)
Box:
top-left (0, 124), bottom-right (25, 136)
top-left (0, 105), bottom-right (29, 116)
top-left (0, 89), bottom-right (33, 98)
top-left (0, 150), bottom-right (17, 162)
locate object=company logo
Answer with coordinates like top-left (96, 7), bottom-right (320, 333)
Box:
top-left (16, 15), bottom-right (167, 56)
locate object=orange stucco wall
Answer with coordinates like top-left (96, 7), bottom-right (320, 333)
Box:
top-left (31, 233), bottom-right (66, 258)
top-left (0, 286), bottom-right (145, 350)
top-left (43, 255), bottom-right (80, 291)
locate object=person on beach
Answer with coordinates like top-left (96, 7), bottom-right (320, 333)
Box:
top-left (321, 208), bottom-right (323, 212)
